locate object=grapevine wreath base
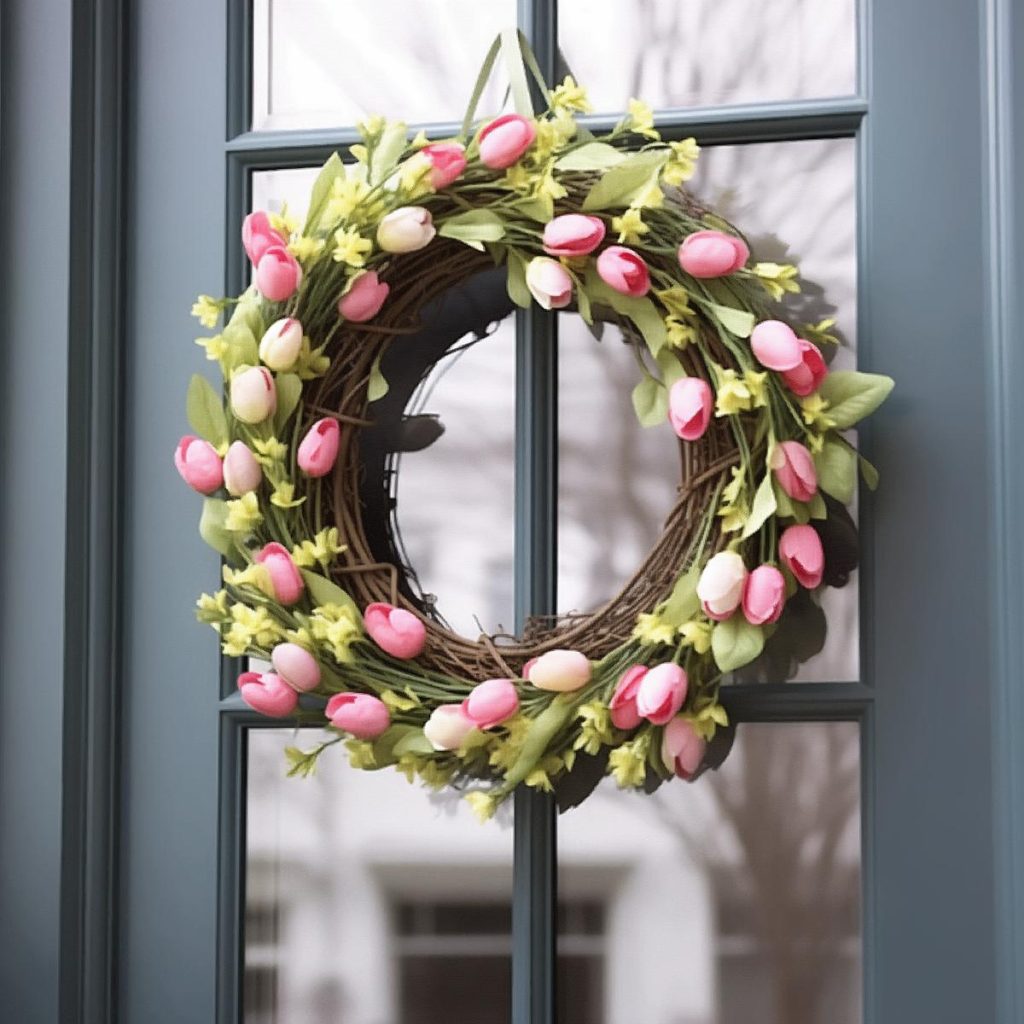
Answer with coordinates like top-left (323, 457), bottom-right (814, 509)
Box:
top-left (178, 33), bottom-right (892, 819)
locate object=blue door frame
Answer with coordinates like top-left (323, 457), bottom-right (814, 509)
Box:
top-left (2, 1), bottom-right (1024, 1022)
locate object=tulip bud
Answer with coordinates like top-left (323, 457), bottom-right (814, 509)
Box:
top-left (363, 602), bottom-right (427, 659)
top-left (677, 230), bottom-right (749, 279)
top-left (542, 214), bottom-right (606, 257)
top-left (596, 245), bottom-right (651, 297)
top-left (697, 551), bottom-right (748, 621)
top-left (781, 339), bottom-right (828, 397)
top-left (337, 270), bottom-right (390, 322)
top-left (478, 114), bottom-right (536, 169)
top-left (325, 692), bottom-right (391, 739)
top-left (259, 317), bottom-right (304, 371)
top-left (661, 717), bottom-right (706, 780)
top-left (609, 665), bottom-right (646, 730)
top-left (525, 256), bottom-right (573, 310)
top-left (230, 366), bottom-right (277, 424)
top-left (242, 211), bottom-right (287, 266)
top-left (526, 650), bottom-right (592, 692)
top-left (423, 705), bottom-right (475, 751)
top-left (256, 245), bottom-right (303, 302)
top-left (377, 206), bottom-right (436, 253)
top-left (297, 418), bottom-right (341, 478)
top-left (254, 542), bottom-right (304, 605)
top-left (751, 320), bottom-right (802, 372)
top-left (771, 441), bottom-right (818, 502)
top-left (271, 642), bottom-right (321, 693)
top-left (174, 435), bottom-right (223, 494)
top-left (779, 524), bottom-right (825, 589)
top-left (462, 679), bottom-right (519, 730)
top-left (421, 142), bottom-right (467, 189)
top-left (636, 663), bottom-right (688, 725)
top-left (222, 440), bottom-right (262, 496)
top-left (238, 671), bottom-right (298, 717)
top-left (668, 377), bottom-right (713, 441)
top-left (742, 565), bottom-right (786, 625)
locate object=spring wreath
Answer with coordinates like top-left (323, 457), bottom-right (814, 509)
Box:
top-left (177, 34), bottom-right (892, 820)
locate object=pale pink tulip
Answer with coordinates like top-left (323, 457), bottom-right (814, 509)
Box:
top-left (338, 271), bottom-right (390, 322)
top-left (271, 643), bottom-right (321, 693)
top-left (525, 256), bottom-right (573, 309)
top-left (254, 542), bottom-right (304, 605)
top-left (462, 679), bottom-right (519, 729)
top-left (256, 245), bottom-right (302, 302)
top-left (242, 211), bottom-right (287, 265)
top-left (668, 377), bottom-right (713, 441)
top-left (596, 245), bottom-right (650, 297)
top-left (636, 663), bottom-right (689, 725)
top-left (222, 441), bottom-right (262, 496)
top-left (661, 717), bottom-right (706, 780)
top-left (697, 551), bottom-right (748, 621)
top-left (174, 435), bottom-right (223, 494)
top-left (609, 665), bottom-right (646, 730)
top-left (742, 565), bottom-right (786, 625)
top-left (542, 214), bottom-right (606, 257)
top-left (677, 230), bottom-right (749, 278)
top-left (230, 366), bottom-right (276, 424)
top-left (363, 602), bottom-right (427, 659)
top-left (325, 692), bottom-right (391, 739)
top-left (478, 114), bottom-right (536, 169)
top-left (779, 524), bottom-right (825, 589)
top-left (751, 320), bottom-right (802, 371)
top-left (238, 671), bottom-right (298, 717)
top-left (526, 649), bottom-right (592, 692)
top-left (377, 207), bottom-right (435, 253)
top-left (259, 317), bottom-right (303, 371)
top-left (421, 142), bottom-right (467, 189)
top-left (771, 441), bottom-right (818, 502)
top-left (781, 339), bottom-right (828, 397)
top-left (423, 704), bottom-right (475, 751)
top-left (297, 418), bottom-right (340, 478)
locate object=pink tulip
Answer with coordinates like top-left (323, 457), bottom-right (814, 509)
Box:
top-left (462, 678), bottom-right (519, 729)
top-left (222, 441), bottom-right (262, 496)
top-left (751, 320), bottom-right (802, 371)
top-left (363, 602), bottom-right (427, 659)
top-left (254, 542), bottom-right (304, 605)
top-left (779, 524), bottom-right (825, 589)
top-left (781, 339), bottom-right (828, 397)
top-left (596, 245), bottom-right (651, 297)
top-left (668, 377), bottom-right (713, 441)
top-left (238, 671), bottom-right (298, 717)
top-left (421, 142), bottom-right (467, 189)
top-left (771, 441), bottom-right (818, 502)
top-left (526, 649), bottom-right (592, 692)
top-left (697, 551), bottom-right (747, 621)
top-left (230, 366), bottom-right (276, 424)
top-left (174, 435), bottom-right (223, 494)
top-left (259, 317), bottom-right (303, 371)
top-left (338, 270), bottom-right (390, 322)
top-left (542, 214), bottom-right (606, 257)
top-left (325, 692), bottom-right (391, 739)
top-left (478, 114), bottom-right (536, 169)
top-left (256, 245), bottom-right (303, 302)
top-left (525, 257), bottom-right (573, 310)
top-left (423, 704), bottom-right (475, 751)
top-left (609, 665), bottom-right (646, 730)
top-left (742, 565), bottom-right (786, 625)
top-left (661, 717), bottom-right (706, 780)
top-left (377, 206), bottom-right (436, 253)
top-left (242, 211), bottom-right (287, 266)
top-left (271, 643), bottom-right (321, 693)
top-left (677, 230), bottom-right (749, 278)
top-left (297, 418), bottom-right (341, 478)
top-left (636, 663), bottom-right (688, 725)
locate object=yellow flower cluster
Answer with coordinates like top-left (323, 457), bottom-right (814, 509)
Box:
top-left (291, 527), bottom-right (347, 570)
top-left (221, 602), bottom-right (283, 657)
top-left (714, 368), bottom-right (769, 416)
top-left (308, 602), bottom-right (362, 663)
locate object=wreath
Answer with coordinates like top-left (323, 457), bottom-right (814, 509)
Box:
top-left (178, 34), bottom-right (892, 820)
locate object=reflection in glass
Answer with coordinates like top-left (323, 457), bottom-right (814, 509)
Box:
top-left (560, 0), bottom-right (857, 113)
top-left (251, 0), bottom-right (517, 131)
top-left (558, 722), bottom-right (862, 1024)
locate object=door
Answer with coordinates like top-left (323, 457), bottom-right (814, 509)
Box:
top-left (2, 1), bottom-right (1023, 1023)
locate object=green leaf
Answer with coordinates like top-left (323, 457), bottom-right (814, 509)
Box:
top-left (585, 271), bottom-right (667, 355)
top-left (392, 728), bottom-right (436, 757)
top-left (706, 302), bottom-right (755, 339)
top-left (575, 281), bottom-right (593, 324)
top-left (503, 694), bottom-right (577, 789)
top-left (772, 479), bottom-right (795, 519)
top-left (227, 292), bottom-right (265, 339)
top-left (367, 352), bottom-right (389, 402)
top-left (303, 151), bottom-right (344, 233)
top-left (221, 322), bottom-right (259, 372)
top-left (187, 374), bottom-right (228, 446)
top-left (273, 373), bottom-right (302, 433)
top-left (711, 617), bottom-right (765, 673)
top-left (554, 142), bottom-right (627, 171)
top-left (818, 371), bottom-right (894, 428)
top-left (655, 348), bottom-right (686, 387)
top-left (814, 437), bottom-right (857, 504)
top-left (438, 209), bottom-right (506, 249)
top-left (858, 453), bottom-right (880, 490)
top-left (659, 564), bottom-right (701, 626)
top-left (742, 473), bottom-right (777, 539)
top-left (198, 498), bottom-right (232, 557)
top-left (631, 375), bottom-right (668, 427)
top-left (581, 149), bottom-right (669, 211)
top-left (506, 252), bottom-right (532, 309)
top-left (512, 194), bottom-right (555, 223)
top-left (807, 493), bottom-right (827, 519)
top-left (300, 569), bottom-right (360, 616)
top-left (370, 121), bottom-right (409, 184)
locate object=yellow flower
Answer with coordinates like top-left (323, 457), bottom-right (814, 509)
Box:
top-left (665, 316), bottom-right (698, 349)
top-left (533, 112), bottom-right (577, 161)
top-left (661, 137), bottom-right (700, 186)
top-left (800, 393), bottom-right (836, 431)
top-left (679, 620), bottom-right (713, 654)
top-left (657, 285), bottom-right (696, 318)
top-left (195, 334), bottom-right (228, 363)
top-left (807, 432), bottom-right (826, 454)
top-left (345, 739), bottom-right (377, 770)
top-left (268, 207), bottom-right (298, 238)
top-left (332, 227), bottom-right (373, 267)
top-left (464, 790), bottom-right (498, 823)
top-left (744, 369), bottom-right (769, 409)
top-left (222, 602), bottom-right (282, 656)
top-left (286, 626), bottom-right (315, 648)
top-left (195, 589), bottom-right (230, 625)
top-left (575, 702), bottom-right (616, 754)
top-left (633, 612), bottom-right (676, 646)
top-left (252, 437), bottom-right (289, 465)
top-left (752, 262), bottom-right (801, 301)
top-left (294, 337), bottom-right (331, 380)
top-left (805, 318), bottom-right (839, 347)
top-left (399, 152), bottom-right (434, 199)
top-left (714, 369), bottom-right (753, 416)
top-left (270, 481), bottom-right (306, 509)
top-left (349, 143), bottom-right (369, 164)
top-left (608, 737), bottom-right (649, 788)
top-left (326, 174), bottom-right (375, 224)
top-left (191, 295), bottom-right (223, 329)
top-left (308, 603), bottom-right (362, 663)
top-left (721, 465), bottom-right (744, 505)
top-left (692, 702), bottom-right (729, 740)
top-left (288, 236), bottom-right (325, 262)
top-left (629, 174), bottom-right (664, 210)
top-left (717, 502), bottom-right (749, 533)
top-left (224, 491), bottom-right (263, 533)
top-left (292, 527), bottom-right (347, 570)
top-left (549, 75), bottom-right (591, 114)
top-left (536, 166), bottom-right (568, 201)
top-left (410, 129), bottom-right (429, 149)
top-left (356, 114), bottom-right (385, 139)
top-left (626, 98), bottom-right (660, 140)
top-left (612, 207), bottom-right (649, 244)
top-left (502, 163), bottom-right (533, 193)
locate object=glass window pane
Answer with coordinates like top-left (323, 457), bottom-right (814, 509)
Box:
top-left (559, 0), bottom-right (857, 114)
top-left (557, 722), bottom-right (862, 1024)
top-left (252, 0), bottom-right (517, 131)
top-left (245, 728), bottom-right (514, 1024)
top-left (557, 138), bottom-right (859, 683)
